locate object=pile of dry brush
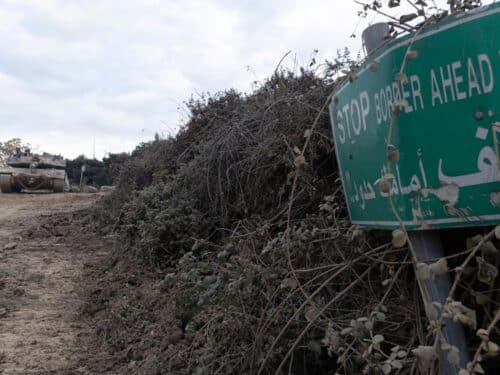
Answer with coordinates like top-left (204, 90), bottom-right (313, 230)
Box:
top-left (82, 68), bottom-right (499, 374)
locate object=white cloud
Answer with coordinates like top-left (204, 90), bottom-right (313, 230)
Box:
top-left (0, 0), bottom-right (487, 158)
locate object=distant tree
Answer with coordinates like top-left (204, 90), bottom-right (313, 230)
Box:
top-left (0, 138), bottom-right (30, 166)
top-left (66, 155), bottom-right (111, 187)
top-left (103, 152), bottom-right (130, 183)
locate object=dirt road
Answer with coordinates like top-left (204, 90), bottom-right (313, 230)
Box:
top-left (0, 193), bottom-right (106, 374)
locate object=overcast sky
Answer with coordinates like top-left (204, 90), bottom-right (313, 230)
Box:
top-left (0, 0), bottom-right (488, 159)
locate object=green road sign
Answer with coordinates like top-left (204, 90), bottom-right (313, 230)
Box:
top-left (329, 3), bottom-right (500, 230)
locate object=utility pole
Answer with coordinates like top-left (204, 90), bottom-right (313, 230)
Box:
top-left (80, 164), bottom-right (86, 190)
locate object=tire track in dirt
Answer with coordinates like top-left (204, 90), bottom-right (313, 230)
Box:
top-left (0, 193), bottom-right (107, 374)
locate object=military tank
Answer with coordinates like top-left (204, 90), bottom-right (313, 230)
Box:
top-left (0, 148), bottom-right (68, 193)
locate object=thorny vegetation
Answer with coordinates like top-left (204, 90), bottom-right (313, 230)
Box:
top-left (82, 2), bottom-right (500, 374)
top-left (354, 0), bottom-right (484, 36)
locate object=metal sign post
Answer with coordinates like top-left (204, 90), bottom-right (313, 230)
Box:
top-left (80, 164), bottom-right (86, 190)
top-left (410, 231), bottom-right (469, 373)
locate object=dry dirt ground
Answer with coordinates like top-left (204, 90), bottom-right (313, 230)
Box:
top-left (0, 193), bottom-right (107, 374)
